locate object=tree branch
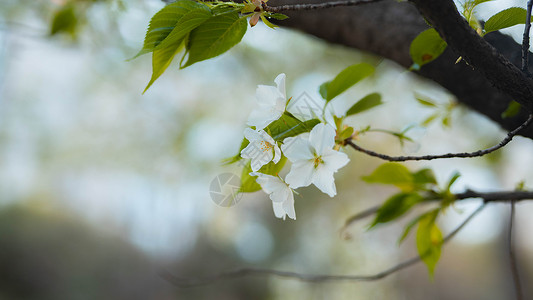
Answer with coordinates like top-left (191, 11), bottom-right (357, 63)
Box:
top-left (263, 0), bottom-right (383, 12)
top-left (161, 204), bottom-right (485, 287)
top-left (271, 0), bottom-right (533, 139)
top-left (508, 201), bottom-right (523, 300)
top-left (409, 0), bottom-right (533, 110)
top-left (345, 114), bottom-right (533, 162)
top-left (522, 0), bottom-right (533, 75)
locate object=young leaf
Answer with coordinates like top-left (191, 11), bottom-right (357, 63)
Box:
top-left (362, 163), bottom-right (414, 190)
top-left (182, 12), bottom-right (247, 68)
top-left (153, 7), bottom-right (212, 50)
top-left (133, 0), bottom-right (208, 58)
top-left (240, 162), bottom-right (261, 193)
top-left (446, 171), bottom-right (461, 190)
top-left (337, 126), bottom-right (354, 141)
top-left (143, 40), bottom-right (186, 93)
top-left (50, 4), bottom-right (78, 37)
top-left (501, 100), bottom-right (521, 119)
top-left (260, 15), bottom-right (278, 29)
top-left (346, 93), bottom-right (383, 116)
top-left (324, 63), bottom-right (375, 102)
top-left (413, 168), bottom-right (437, 186)
top-left (485, 7), bottom-right (531, 34)
top-left (409, 29), bottom-right (447, 68)
top-left (268, 113), bottom-right (320, 141)
top-left (416, 211), bottom-right (443, 278)
top-left (267, 13), bottom-right (289, 20)
top-left (318, 82), bottom-right (329, 100)
top-left (370, 192), bottom-right (423, 228)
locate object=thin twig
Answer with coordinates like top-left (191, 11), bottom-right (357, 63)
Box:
top-left (341, 190), bottom-right (533, 233)
top-left (508, 201), bottom-right (523, 300)
top-left (263, 0), bottom-right (384, 13)
top-left (346, 114), bottom-right (533, 162)
top-left (340, 205), bottom-right (380, 234)
top-left (522, 0), bottom-right (533, 75)
top-left (161, 204), bottom-right (485, 287)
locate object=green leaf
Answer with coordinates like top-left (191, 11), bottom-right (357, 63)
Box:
top-left (370, 192), bottom-right (423, 228)
top-left (399, 208), bottom-right (439, 244)
top-left (133, 0), bottom-right (209, 59)
top-left (446, 171), bottom-right (461, 190)
top-left (268, 113), bottom-right (320, 141)
top-left (362, 163), bottom-right (414, 190)
top-left (143, 40), bottom-right (186, 93)
top-left (485, 7), bottom-right (532, 34)
top-left (413, 168), bottom-right (437, 186)
top-left (416, 211), bottom-right (442, 278)
top-left (319, 82), bottom-right (329, 100)
top-left (182, 12), bottom-right (247, 68)
top-left (50, 4), bottom-right (78, 37)
top-left (324, 63), bottom-right (375, 102)
top-left (240, 162), bottom-right (261, 193)
top-left (260, 15), bottom-right (278, 29)
top-left (346, 93), bottom-right (383, 116)
top-left (154, 7), bottom-right (212, 50)
top-left (267, 13), bottom-right (289, 20)
top-left (501, 100), bottom-right (522, 119)
top-left (409, 28), bottom-right (447, 68)
top-left (239, 156), bottom-right (287, 193)
top-left (337, 126), bottom-right (354, 141)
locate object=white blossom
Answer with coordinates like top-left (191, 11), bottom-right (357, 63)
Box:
top-left (251, 172), bottom-right (295, 220)
top-left (247, 73), bottom-right (287, 130)
top-left (281, 123), bottom-right (349, 197)
top-left (241, 128), bottom-right (281, 172)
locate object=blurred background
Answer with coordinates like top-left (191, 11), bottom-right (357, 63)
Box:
top-left (0, 0), bottom-right (532, 299)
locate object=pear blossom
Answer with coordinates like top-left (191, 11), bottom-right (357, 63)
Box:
top-left (250, 172), bottom-right (295, 220)
top-left (241, 128), bottom-right (281, 172)
top-left (247, 73), bottom-right (287, 130)
top-left (281, 123), bottom-right (349, 197)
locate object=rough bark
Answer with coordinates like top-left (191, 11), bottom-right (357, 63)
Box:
top-left (270, 0), bottom-right (533, 138)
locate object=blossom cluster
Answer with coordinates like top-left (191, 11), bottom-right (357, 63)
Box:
top-left (240, 74), bottom-right (350, 220)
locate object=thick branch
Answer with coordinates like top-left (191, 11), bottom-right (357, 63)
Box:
top-left (263, 0), bottom-right (383, 12)
top-left (270, 0), bottom-right (533, 139)
top-left (522, 0), bottom-right (533, 75)
top-left (412, 0), bottom-right (533, 110)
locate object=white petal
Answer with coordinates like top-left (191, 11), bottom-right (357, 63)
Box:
top-left (274, 73), bottom-right (286, 99)
top-left (281, 136), bottom-right (314, 162)
top-left (250, 149), bottom-right (273, 172)
top-left (311, 166), bottom-right (337, 197)
top-left (252, 173), bottom-right (286, 198)
top-left (247, 108), bottom-right (279, 130)
top-left (240, 143), bottom-right (259, 160)
top-left (256, 85), bottom-right (283, 107)
top-left (243, 127), bottom-right (262, 142)
top-left (270, 184), bottom-right (291, 203)
top-left (272, 201), bottom-right (286, 219)
top-left (321, 149), bottom-right (350, 171)
top-left (273, 144), bottom-right (282, 164)
top-left (285, 160), bottom-right (314, 189)
top-left (282, 191), bottom-right (296, 220)
top-left (259, 130), bottom-right (276, 145)
top-left (309, 123), bottom-right (336, 155)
